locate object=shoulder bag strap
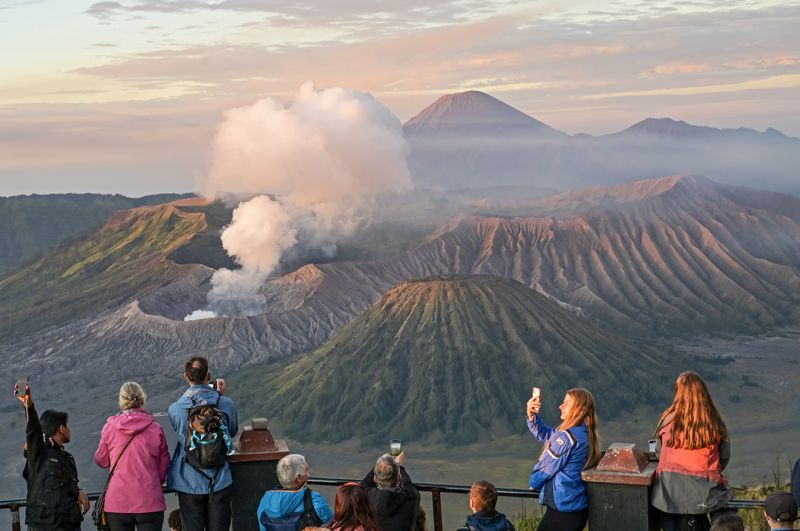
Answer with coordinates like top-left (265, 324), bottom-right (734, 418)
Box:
top-left (102, 432), bottom-right (138, 490)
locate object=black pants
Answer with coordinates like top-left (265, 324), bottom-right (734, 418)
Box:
top-left (105, 511), bottom-right (164, 531)
top-left (657, 511), bottom-right (710, 531)
top-left (537, 506), bottom-right (589, 531)
top-left (177, 487), bottom-right (232, 531)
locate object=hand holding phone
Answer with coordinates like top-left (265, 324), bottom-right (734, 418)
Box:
top-left (14, 376), bottom-right (31, 408)
top-left (527, 386), bottom-right (541, 419)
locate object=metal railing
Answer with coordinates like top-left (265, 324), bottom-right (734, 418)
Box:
top-left (0, 478), bottom-right (765, 531)
top-left (309, 477), bottom-right (540, 531)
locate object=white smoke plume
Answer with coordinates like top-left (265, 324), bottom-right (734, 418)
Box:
top-left (185, 82), bottom-right (412, 319)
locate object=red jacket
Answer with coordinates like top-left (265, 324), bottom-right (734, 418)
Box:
top-left (94, 409), bottom-right (170, 513)
top-left (651, 423), bottom-right (731, 514)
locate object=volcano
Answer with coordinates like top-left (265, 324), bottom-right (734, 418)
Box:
top-left (236, 276), bottom-right (677, 444)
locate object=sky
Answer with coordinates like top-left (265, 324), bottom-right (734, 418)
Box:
top-left (0, 0), bottom-right (799, 196)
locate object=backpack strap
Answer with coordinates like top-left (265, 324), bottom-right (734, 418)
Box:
top-left (302, 487), bottom-right (322, 527)
top-left (195, 465), bottom-right (222, 494)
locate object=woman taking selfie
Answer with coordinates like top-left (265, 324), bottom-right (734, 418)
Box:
top-left (650, 371), bottom-right (731, 531)
top-left (526, 387), bottom-right (600, 531)
top-left (94, 382), bottom-right (170, 531)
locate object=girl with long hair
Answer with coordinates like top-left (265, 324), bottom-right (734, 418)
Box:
top-left (331, 482), bottom-right (380, 531)
top-left (526, 387), bottom-right (600, 531)
top-left (650, 371), bottom-right (731, 531)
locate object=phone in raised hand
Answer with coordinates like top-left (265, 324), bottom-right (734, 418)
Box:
top-left (15, 375), bottom-right (29, 398)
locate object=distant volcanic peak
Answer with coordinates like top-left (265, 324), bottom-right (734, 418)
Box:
top-left (403, 90), bottom-right (565, 137)
top-left (621, 117), bottom-right (797, 141)
top-left (621, 117), bottom-right (715, 138)
top-left (531, 174), bottom-right (693, 212)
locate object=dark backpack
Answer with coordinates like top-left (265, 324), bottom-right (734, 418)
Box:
top-left (184, 398), bottom-right (228, 484)
top-left (260, 488), bottom-right (322, 531)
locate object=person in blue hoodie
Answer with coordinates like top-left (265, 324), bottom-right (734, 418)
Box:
top-left (167, 356), bottom-right (238, 531)
top-left (457, 480), bottom-right (514, 531)
top-left (256, 454), bottom-right (333, 531)
top-left (526, 388), bottom-right (600, 531)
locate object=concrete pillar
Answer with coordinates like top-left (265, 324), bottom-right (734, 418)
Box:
top-left (229, 418), bottom-right (290, 531)
top-left (581, 442), bottom-right (658, 531)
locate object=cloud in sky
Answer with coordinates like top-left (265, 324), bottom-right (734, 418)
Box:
top-left (1, 0), bottom-right (799, 195)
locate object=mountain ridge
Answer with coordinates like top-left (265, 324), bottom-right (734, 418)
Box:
top-left (3, 176), bottom-right (800, 372)
top-left (402, 90), bottom-right (800, 192)
top-left (612, 117), bottom-right (798, 142)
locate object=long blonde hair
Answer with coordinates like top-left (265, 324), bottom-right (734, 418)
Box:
top-left (654, 371), bottom-right (727, 449)
top-left (548, 388), bottom-right (601, 469)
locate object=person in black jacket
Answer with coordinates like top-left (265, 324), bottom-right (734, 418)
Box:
top-left (16, 382), bottom-right (89, 531)
top-left (360, 453), bottom-right (420, 531)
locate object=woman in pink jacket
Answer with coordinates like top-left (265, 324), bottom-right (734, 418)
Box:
top-left (95, 382), bottom-right (170, 531)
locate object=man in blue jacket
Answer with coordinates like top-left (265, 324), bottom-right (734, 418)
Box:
top-left (167, 356), bottom-right (238, 531)
top-left (256, 454), bottom-right (333, 531)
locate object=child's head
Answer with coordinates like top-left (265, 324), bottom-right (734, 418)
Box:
top-left (167, 509), bottom-right (182, 531)
top-left (469, 481), bottom-right (498, 513)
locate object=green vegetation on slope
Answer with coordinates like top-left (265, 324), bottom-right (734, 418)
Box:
top-left (232, 275), bottom-right (679, 445)
top-left (0, 203), bottom-right (207, 341)
top-left (168, 201), bottom-right (237, 270)
top-left (0, 192), bottom-right (192, 275)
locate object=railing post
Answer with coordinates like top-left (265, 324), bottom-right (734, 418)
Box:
top-left (11, 504), bottom-right (20, 531)
top-left (431, 488), bottom-right (443, 531)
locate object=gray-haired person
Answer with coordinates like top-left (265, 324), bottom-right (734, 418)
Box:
top-left (360, 453), bottom-right (420, 531)
top-left (256, 454), bottom-right (333, 531)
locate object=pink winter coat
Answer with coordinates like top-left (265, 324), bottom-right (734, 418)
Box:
top-left (94, 409), bottom-right (170, 513)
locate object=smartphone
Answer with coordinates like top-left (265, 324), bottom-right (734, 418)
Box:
top-left (531, 386), bottom-right (540, 400)
top-left (208, 381), bottom-right (217, 390)
top-left (648, 439), bottom-right (658, 461)
top-left (15, 375), bottom-right (29, 397)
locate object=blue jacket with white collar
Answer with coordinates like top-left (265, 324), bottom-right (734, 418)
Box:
top-left (527, 415), bottom-right (589, 512)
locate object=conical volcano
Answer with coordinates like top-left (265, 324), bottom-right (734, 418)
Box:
top-left (238, 276), bottom-right (677, 445)
top-left (404, 90), bottom-right (565, 138)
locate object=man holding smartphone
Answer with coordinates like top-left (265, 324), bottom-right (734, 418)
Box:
top-left (15, 381), bottom-right (90, 531)
top-left (167, 356), bottom-right (238, 531)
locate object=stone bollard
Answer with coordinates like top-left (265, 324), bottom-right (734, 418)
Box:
top-left (229, 418), bottom-right (290, 531)
top-left (581, 442), bottom-right (658, 531)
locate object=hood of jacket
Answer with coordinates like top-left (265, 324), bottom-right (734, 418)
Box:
top-left (105, 408), bottom-right (156, 435)
top-left (369, 487), bottom-right (414, 517)
top-left (176, 385), bottom-right (220, 409)
top-left (261, 487), bottom-right (308, 518)
top-left (465, 511), bottom-right (510, 531)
